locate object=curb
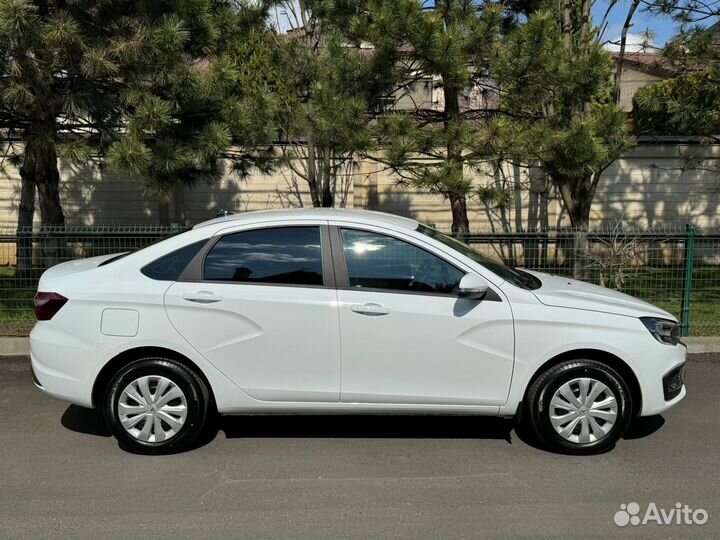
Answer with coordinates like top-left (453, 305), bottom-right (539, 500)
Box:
top-left (0, 337), bottom-right (31, 356)
top-left (2, 336), bottom-right (720, 357)
top-left (683, 337), bottom-right (720, 354)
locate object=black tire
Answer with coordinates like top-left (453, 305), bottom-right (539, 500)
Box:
top-left (103, 357), bottom-right (210, 455)
top-left (525, 359), bottom-right (633, 455)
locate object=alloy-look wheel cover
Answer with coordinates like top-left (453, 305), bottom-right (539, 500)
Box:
top-left (117, 375), bottom-right (188, 443)
top-left (548, 377), bottom-right (618, 444)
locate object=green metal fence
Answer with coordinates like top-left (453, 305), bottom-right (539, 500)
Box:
top-left (1, 226), bottom-right (180, 336)
top-left (0, 224), bottom-right (718, 336)
top-left (463, 225), bottom-right (720, 337)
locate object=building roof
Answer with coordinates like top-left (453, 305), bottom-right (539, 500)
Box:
top-left (193, 208), bottom-right (419, 231)
top-left (610, 51), bottom-right (674, 77)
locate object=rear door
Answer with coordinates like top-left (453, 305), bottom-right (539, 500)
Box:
top-left (164, 223), bottom-right (341, 402)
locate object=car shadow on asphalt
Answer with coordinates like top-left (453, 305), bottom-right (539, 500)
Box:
top-left (215, 413), bottom-right (666, 452)
top-left (59, 405), bottom-right (666, 453)
top-left (61, 405), bottom-right (112, 437)
top-left (623, 415), bottom-right (665, 440)
top-left (218, 415), bottom-right (515, 442)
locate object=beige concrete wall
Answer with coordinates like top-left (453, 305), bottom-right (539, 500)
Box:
top-left (617, 68), bottom-right (663, 112)
top-left (592, 144), bottom-right (720, 227)
top-left (1, 142), bottom-right (718, 232)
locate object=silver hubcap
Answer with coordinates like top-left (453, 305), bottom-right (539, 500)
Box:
top-left (117, 375), bottom-right (188, 443)
top-left (549, 377), bottom-right (618, 444)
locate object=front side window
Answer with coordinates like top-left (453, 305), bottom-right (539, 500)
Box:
top-left (341, 229), bottom-right (463, 294)
top-left (417, 224), bottom-right (541, 290)
top-left (204, 227), bottom-right (323, 286)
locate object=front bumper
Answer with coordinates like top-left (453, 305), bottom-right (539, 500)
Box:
top-left (663, 363), bottom-right (685, 401)
top-left (633, 341), bottom-right (687, 416)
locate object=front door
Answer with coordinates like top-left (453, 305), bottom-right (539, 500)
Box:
top-left (164, 224), bottom-right (341, 402)
top-left (333, 226), bottom-right (514, 406)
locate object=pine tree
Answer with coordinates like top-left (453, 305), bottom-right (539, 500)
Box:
top-left (374, 0), bottom-right (503, 237)
top-left (0, 0), bottom-right (273, 269)
top-left (633, 24), bottom-right (720, 135)
top-left (494, 1), bottom-right (635, 276)
top-left (107, 1), bottom-right (278, 223)
top-left (0, 0), bottom-right (140, 267)
top-left (270, 0), bottom-right (402, 208)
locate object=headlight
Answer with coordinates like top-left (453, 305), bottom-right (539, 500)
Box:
top-left (640, 317), bottom-right (681, 345)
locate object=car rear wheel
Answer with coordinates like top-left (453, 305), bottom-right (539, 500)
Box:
top-left (525, 359), bottom-right (633, 454)
top-left (103, 357), bottom-right (210, 454)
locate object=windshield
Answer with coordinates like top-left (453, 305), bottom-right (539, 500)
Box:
top-left (417, 225), bottom-right (541, 290)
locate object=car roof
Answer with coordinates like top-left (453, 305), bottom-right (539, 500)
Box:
top-left (193, 208), bottom-right (419, 231)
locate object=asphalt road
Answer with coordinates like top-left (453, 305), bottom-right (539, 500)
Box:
top-left (1, 355), bottom-right (718, 540)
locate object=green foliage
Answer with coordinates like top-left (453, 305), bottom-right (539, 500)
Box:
top-left (267, 1), bottom-right (408, 207)
top-left (633, 25), bottom-right (719, 136)
top-left (107, 2), bottom-right (279, 196)
top-left (494, 1), bottom-right (635, 227)
top-left (57, 141), bottom-right (92, 164)
top-left (633, 71), bottom-right (720, 136)
top-left (373, 0), bottom-right (504, 225)
top-left (476, 184), bottom-right (515, 210)
top-left (495, 7), bottom-right (613, 123)
top-left (0, 0), bottom-right (277, 226)
top-left (107, 137), bottom-right (152, 175)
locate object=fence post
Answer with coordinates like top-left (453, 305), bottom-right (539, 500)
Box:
top-left (680, 224), bottom-right (696, 337)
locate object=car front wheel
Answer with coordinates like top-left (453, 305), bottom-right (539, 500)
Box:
top-left (526, 359), bottom-right (633, 454)
top-left (103, 357), bottom-right (210, 454)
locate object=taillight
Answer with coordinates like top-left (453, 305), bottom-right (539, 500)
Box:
top-left (34, 292), bottom-right (68, 321)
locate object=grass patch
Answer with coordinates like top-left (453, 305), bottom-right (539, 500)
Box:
top-left (0, 267), bottom-right (37, 336)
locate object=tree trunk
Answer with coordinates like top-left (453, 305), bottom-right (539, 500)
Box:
top-left (306, 140), bottom-right (321, 208)
top-left (442, 82), bottom-right (470, 238)
top-left (21, 135), bottom-right (65, 268)
top-left (449, 194), bottom-right (470, 241)
top-left (557, 177), bottom-right (592, 279)
top-left (158, 201), bottom-right (170, 226)
top-left (568, 201), bottom-right (591, 280)
top-left (16, 170), bottom-right (36, 279)
top-left (173, 183), bottom-right (187, 226)
top-left (321, 148), bottom-right (334, 207)
top-left (613, 0), bottom-right (641, 104)
top-left (321, 188), bottom-right (333, 207)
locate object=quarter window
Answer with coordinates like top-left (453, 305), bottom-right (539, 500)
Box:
top-left (204, 227), bottom-right (323, 286)
top-left (141, 240), bottom-right (207, 281)
top-left (340, 229), bottom-right (463, 294)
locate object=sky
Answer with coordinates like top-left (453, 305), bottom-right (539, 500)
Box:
top-left (593, 0), bottom-right (681, 52)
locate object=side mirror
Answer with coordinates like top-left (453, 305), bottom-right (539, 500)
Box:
top-left (458, 273), bottom-right (489, 300)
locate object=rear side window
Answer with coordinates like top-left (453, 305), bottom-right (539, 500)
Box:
top-left (141, 240), bottom-right (207, 281)
top-left (203, 227), bottom-right (323, 286)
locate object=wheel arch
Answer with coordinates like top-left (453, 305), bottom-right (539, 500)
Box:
top-left (524, 348), bottom-right (642, 416)
top-left (92, 346), bottom-right (216, 410)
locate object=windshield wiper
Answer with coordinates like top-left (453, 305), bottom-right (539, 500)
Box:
top-left (511, 267), bottom-right (541, 290)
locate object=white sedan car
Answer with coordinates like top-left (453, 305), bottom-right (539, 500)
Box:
top-left (30, 209), bottom-right (686, 454)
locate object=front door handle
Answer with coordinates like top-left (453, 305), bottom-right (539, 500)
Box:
top-left (350, 303), bottom-right (390, 316)
top-left (182, 291), bottom-right (223, 304)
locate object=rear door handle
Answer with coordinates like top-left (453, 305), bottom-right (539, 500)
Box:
top-left (350, 303), bottom-right (390, 316)
top-left (182, 291), bottom-right (223, 304)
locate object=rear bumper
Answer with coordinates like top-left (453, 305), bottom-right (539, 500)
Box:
top-left (634, 342), bottom-right (687, 416)
top-left (30, 322), bottom-right (103, 408)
